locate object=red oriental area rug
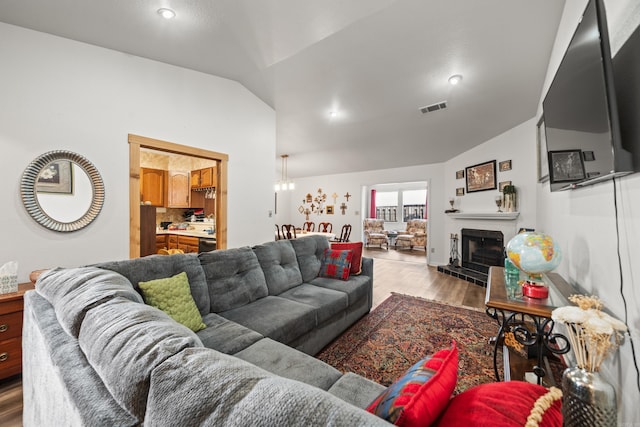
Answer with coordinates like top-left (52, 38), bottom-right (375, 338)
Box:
top-left (316, 293), bottom-right (502, 394)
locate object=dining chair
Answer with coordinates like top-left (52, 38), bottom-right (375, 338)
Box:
top-left (275, 224), bottom-right (282, 240)
top-left (303, 221), bottom-right (315, 232)
top-left (332, 224), bottom-right (352, 242)
top-left (281, 224), bottom-right (297, 239)
top-left (318, 222), bottom-right (333, 233)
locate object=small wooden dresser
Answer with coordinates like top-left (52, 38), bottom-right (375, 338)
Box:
top-left (0, 282), bottom-right (35, 380)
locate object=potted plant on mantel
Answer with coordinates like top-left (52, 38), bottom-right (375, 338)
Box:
top-left (502, 185), bottom-right (517, 212)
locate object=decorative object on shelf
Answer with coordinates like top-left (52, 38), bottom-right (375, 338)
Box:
top-left (552, 295), bottom-right (627, 427)
top-left (445, 197), bottom-right (459, 213)
top-left (537, 115), bottom-right (549, 182)
top-left (274, 154), bottom-right (295, 191)
top-left (582, 151), bottom-right (596, 162)
top-left (498, 160), bottom-right (512, 172)
top-left (505, 232), bottom-right (562, 286)
top-left (495, 195), bottom-right (503, 213)
top-left (456, 170), bottom-right (464, 179)
top-left (465, 160), bottom-right (497, 193)
top-left (502, 184), bottom-right (517, 212)
top-left (498, 180), bottom-right (512, 192)
top-left (456, 187), bottom-right (464, 196)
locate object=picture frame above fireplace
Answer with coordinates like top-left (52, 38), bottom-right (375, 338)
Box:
top-left (465, 160), bottom-right (497, 193)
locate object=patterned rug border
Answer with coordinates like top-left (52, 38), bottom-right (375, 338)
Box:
top-left (388, 291), bottom-right (487, 314)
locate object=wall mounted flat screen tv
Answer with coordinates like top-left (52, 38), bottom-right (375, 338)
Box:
top-left (542, 0), bottom-right (634, 192)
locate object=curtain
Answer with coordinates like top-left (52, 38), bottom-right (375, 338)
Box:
top-left (370, 189), bottom-right (376, 218)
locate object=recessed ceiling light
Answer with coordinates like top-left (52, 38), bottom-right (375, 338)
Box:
top-left (157, 8), bottom-right (176, 19)
top-left (448, 74), bottom-right (463, 85)
top-left (329, 111), bottom-right (337, 118)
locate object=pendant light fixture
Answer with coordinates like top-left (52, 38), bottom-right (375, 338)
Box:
top-left (275, 154), bottom-right (295, 192)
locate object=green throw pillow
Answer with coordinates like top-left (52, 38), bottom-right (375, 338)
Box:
top-left (138, 272), bottom-right (206, 332)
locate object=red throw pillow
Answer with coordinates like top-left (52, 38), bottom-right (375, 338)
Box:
top-left (319, 248), bottom-right (354, 281)
top-left (331, 242), bottom-right (363, 275)
top-left (367, 341), bottom-right (458, 427)
top-left (433, 381), bottom-right (562, 427)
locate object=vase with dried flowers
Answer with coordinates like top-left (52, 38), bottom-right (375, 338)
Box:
top-left (551, 295), bottom-right (627, 427)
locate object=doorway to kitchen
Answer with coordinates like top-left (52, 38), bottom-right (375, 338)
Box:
top-left (128, 134), bottom-right (229, 258)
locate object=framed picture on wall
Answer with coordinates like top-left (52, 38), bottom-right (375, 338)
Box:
top-left (36, 160), bottom-right (73, 194)
top-left (499, 180), bottom-right (512, 191)
top-left (498, 160), bottom-right (512, 171)
top-left (456, 170), bottom-right (464, 179)
top-left (326, 205), bottom-right (334, 215)
top-left (465, 160), bottom-right (497, 193)
top-left (456, 187), bottom-right (465, 196)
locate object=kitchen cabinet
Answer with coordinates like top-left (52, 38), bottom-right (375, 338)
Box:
top-left (167, 170), bottom-right (190, 208)
top-left (140, 168), bottom-right (166, 207)
top-left (190, 166), bottom-right (217, 189)
top-left (166, 235), bottom-right (199, 253)
top-left (0, 283), bottom-right (35, 380)
top-left (156, 235), bottom-right (167, 253)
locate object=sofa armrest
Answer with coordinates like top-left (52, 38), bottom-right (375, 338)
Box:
top-left (360, 257), bottom-right (373, 279)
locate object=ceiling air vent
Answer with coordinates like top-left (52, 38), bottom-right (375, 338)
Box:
top-left (420, 101), bottom-right (447, 114)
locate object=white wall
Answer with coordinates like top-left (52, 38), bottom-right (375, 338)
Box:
top-left (443, 119), bottom-right (539, 255)
top-left (0, 23), bottom-right (276, 283)
top-left (283, 164), bottom-right (446, 265)
top-left (536, 0), bottom-right (640, 422)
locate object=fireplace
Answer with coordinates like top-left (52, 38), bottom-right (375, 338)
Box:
top-left (461, 228), bottom-right (504, 274)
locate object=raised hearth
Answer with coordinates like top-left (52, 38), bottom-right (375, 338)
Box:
top-left (437, 264), bottom-right (488, 287)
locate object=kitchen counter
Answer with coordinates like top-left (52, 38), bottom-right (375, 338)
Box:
top-left (157, 230), bottom-right (216, 239)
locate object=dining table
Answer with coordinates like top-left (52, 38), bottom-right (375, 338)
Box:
top-left (296, 231), bottom-right (336, 240)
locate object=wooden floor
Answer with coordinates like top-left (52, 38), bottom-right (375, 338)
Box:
top-left (0, 249), bottom-right (485, 426)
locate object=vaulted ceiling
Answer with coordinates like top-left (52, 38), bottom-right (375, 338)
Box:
top-left (0, 0), bottom-right (565, 178)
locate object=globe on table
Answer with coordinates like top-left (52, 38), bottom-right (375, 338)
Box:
top-left (506, 232), bottom-right (562, 285)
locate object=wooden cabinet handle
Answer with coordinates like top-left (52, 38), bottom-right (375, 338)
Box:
top-left (0, 352), bottom-right (7, 362)
top-left (0, 324), bottom-right (7, 333)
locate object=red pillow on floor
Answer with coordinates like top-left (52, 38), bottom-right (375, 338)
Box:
top-left (331, 242), bottom-right (363, 275)
top-left (433, 381), bottom-right (562, 427)
top-left (366, 341), bottom-right (458, 427)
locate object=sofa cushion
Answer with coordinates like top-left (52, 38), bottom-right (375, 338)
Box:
top-left (328, 372), bottom-right (387, 409)
top-left (252, 240), bottom-right (303, 295)
top-left (198, 246), bottom-right (269, 312)
top-left (319, 248), bottom-right (354, 280)
top-left (279, 284), bottom-right (349, 324)
top-left (198, 312), bottom-right (263, 354)
top-left (367, 341), bottom-right (458, 426)
top-left (219, 295), bottom-right (317, 345)
top-left (35, 267), bottom-right (143, 337)
top-left (145, 347), bottom-right (391, 427)
top-left (310, 273), bottom-right (371, 306)
top-left (94, 253), bottom-right (210, 317)
top-left (139, 271), bottom-right (207, 332)
top-left (289, 235), bottom-right (329, 282)
top-left (78, 297), bottom-right (203, 421)
top-left (331, 241), bottom-right (364, 275)
top-left (234, 338), bottom-right (342, 390)
top-left (23, 292), bottom-right (139, 427)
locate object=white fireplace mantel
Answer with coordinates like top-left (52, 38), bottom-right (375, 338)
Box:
top-left (446, 212), bottom-right (520, 220)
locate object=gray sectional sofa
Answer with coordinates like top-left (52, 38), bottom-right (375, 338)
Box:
top-left (22, 235), bottom-right (391, 426)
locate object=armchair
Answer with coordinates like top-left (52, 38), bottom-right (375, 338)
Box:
top-left (395, 219), bottom-right (427, 250)
top-left (363, 218), bottom-right (389, 249)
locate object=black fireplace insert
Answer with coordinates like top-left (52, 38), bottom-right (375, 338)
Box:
top-left (461, 228), bottom-right (504, 274)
